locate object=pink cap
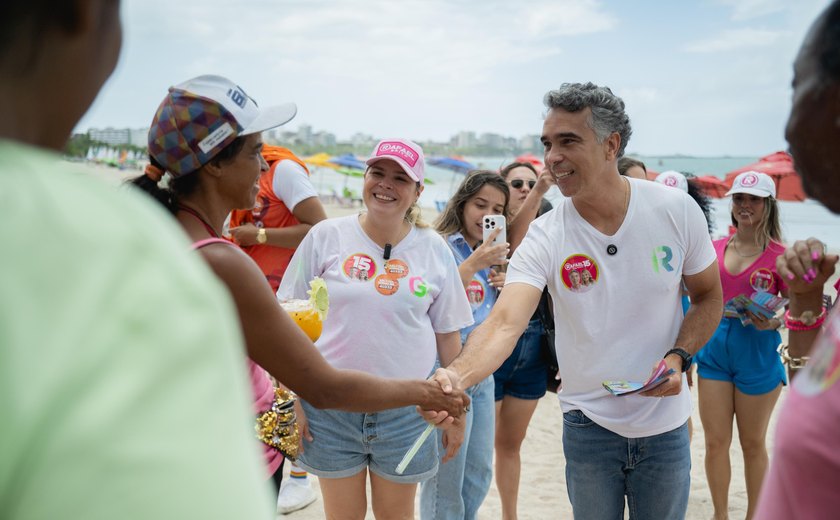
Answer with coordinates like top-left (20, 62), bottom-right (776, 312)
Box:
top-left (366, 139), bottom-right (425, 184)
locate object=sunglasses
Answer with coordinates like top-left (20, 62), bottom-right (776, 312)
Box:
top-left (509, 179), bottom-right (536, 189)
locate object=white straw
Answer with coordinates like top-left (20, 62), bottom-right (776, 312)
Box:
top-left (395, 423), bottom-right (435, 474)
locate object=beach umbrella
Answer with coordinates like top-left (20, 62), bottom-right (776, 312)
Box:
top-left (328, 153), bottom-right (367, 170)
top-left (428, 156), bottom-right (475, 174)
top-left (724, 151), bottom-right (806, 202)
top-left (692, 176), bottom-right (730, 198)
top-left (303, 152), bottom-right (338, 170)
top-left (514, 153), bottom-right (544, 170)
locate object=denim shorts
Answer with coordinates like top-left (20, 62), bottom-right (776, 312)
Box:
top-left (695, 317), bottom-right (787, 395)
top-left (295, 399), bottom-right (438, 484)
top-left (563, 410), bottom-right (690, 519)
top-left (493, 319), bottom-right (548, 401)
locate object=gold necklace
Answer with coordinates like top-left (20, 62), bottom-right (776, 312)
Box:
top-left (729, 236), bottom-right (763, 258)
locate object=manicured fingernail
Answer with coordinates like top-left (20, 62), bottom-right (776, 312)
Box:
top-left (813, 251), bottom-right (821, 260)
top-left (808, 268), bottom-right (817, 278)
top-left (787, 273), bottom-right (795, 281)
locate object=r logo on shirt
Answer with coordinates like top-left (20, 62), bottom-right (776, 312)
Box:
top-left (652, 246), bottom-right (675, 273)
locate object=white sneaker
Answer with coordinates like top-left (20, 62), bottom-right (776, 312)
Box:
top-left (277, 479), bottom-right (317, 514)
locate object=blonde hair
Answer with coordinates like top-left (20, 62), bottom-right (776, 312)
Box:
top-left (731, 197), bottom-right (783, 247)
top-left (405, 200), bottom-right (429, 228)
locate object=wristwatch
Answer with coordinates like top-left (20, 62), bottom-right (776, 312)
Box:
top-left (664, 348), bottom-right (692, 373)
top-left (256, 228), bottom-right (268, 244)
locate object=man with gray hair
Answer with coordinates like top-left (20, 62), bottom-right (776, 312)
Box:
top-left (429, 82), bottom-right (722, 518)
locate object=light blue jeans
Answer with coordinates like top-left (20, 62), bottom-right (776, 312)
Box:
top-left (419, 375), bottom-right (495, 520)
top-left (563, 410), bottom-right (690, 519)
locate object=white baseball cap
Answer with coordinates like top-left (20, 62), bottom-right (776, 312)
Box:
top-left (726, 171), bottom-right (776, 198)
top-left (655, 170), bottom-right (688, 193)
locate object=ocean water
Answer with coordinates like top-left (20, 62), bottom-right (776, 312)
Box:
top-left (308, 155), bottom-right (840, 250)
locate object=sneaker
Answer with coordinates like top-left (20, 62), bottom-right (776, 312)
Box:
top-left (277, 479), bottom-right (317, 514)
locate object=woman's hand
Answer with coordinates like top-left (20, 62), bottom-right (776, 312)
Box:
top-left (776, 238), bottom-right (838, 295)
top-left (469, 228), bottom-right (509, 271)
top-left (294, 398), bottom-right (313, 452)
top-left (229, 223), bottom-right (261, 246)
top-left (746, 311), bottom-right (781, 331)
top-left (488, 268), bottom-right (506, 289)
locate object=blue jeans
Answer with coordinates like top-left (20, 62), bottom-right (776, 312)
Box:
top-left (419, 375), bottom-right (495, 520)
top-left (563, 410), bottom-right (690, 519)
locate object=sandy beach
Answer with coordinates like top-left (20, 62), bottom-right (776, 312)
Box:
top-left (81, 162), bottom-right (806, 519)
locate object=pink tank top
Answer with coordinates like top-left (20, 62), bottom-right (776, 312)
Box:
top-left (714, 237), bottom-right (787, 302)
top-left (192, 237), bottom-right (283, 476)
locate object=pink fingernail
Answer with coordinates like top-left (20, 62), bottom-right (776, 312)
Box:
top-left (808, 268), bottom-right (817, 278)
top-left (786, 273), bottom-right (794, 280)
top-left (813, 251), bottom-right (821, 260)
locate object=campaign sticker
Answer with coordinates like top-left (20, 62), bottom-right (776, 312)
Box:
top-left (374, 274), bottom-right (400, 296)
top-left (750, 268), bottom-right (775, 293)
top-left (343, 253), bottom-right (376, 281)
top-left (561, 254), bottom-right (599, 293)
top-left (384, 259), bottom-right (410, 279)
top-left (467, 279), bottom-right (486, 307)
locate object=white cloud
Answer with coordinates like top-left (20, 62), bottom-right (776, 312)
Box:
top-left (715, 0), bottom-right (787, 21)
top-left (684, 28), bottom-right (784, 53)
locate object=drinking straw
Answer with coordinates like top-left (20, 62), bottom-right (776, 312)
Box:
top-left (395, 423), bottom-right (435, 474)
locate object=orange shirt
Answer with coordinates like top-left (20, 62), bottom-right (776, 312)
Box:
top-left (229, 146), bottom-right (310, 291)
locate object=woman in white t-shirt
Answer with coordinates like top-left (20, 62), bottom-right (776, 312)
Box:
top-left (278, 139), bottom-right (473, 520)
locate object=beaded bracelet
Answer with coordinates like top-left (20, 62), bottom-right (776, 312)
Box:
top-left (778, 344), bottom-right (810, 370)
top-left (784, 307), bottom-right (827, 331)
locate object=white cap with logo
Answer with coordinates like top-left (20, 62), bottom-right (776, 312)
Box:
top-left (655, 170), bottom-right (689, 193)
top-left (726, 171), bottom-right (776, 199)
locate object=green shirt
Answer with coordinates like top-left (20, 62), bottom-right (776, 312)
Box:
top-left (0, 141), bottom-right (273, 519)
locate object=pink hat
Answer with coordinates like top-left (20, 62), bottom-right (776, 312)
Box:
top-left (366, 139), bottom-right (425, 185)
top-left (726, 171), bottom-right (776, 198)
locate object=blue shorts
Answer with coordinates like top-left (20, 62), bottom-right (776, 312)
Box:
top-left (296, 400), bottom-right (438, 484)
top-left (695, 317), bottom-right (787, 395)
top-left (493, 319), bottom-right (548, 401)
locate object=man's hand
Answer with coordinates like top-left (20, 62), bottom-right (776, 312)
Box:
top-left (229, 223), bottom-right (261, 246)
top-left (639, 355), bottom-right (683, 397)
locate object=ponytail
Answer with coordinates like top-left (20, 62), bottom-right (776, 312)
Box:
top-left (405, 201), bottom-right (429, 229)
top-left (128, 155), bottom-right (200, 214)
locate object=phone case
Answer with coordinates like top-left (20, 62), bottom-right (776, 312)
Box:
top-left (482, 215), bottom-right (506, 246)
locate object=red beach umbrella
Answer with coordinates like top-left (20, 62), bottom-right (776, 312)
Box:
top-left (515, 153), bottom-right (544, 170)
top-left (692, 176), bottom-right (730, 198)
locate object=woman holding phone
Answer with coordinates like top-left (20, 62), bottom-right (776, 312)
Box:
top-left (420, 171), bottom-right (510, 520)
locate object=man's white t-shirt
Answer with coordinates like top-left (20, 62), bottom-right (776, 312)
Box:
top-left (507, 178), bottom-right (716, 438)
top-left (272, 159), bottom-right (318, 211)
top-left (278, 215), bottom-right (473, 380)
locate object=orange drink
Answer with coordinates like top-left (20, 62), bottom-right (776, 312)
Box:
top-left (278, 277), bottom-right (328, 342)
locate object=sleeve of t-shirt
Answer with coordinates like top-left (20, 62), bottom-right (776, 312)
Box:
top-left (272, 160), bottom-right (318, 212)
top-left (427, 235), bottom-right (474, 333)
top-left (277, 222), bottom-right (321, 300)
top-left (506, 217), bottom-right (551, 291)
top-left (682, 196), bottom-right (717, 276)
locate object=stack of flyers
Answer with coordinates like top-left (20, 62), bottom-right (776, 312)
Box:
top-left (602, 360), bottom-right (676, 396)
top-left (723, 291), bottom-right (788, 326)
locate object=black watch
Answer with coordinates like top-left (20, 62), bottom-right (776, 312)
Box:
top-left (664, 348), bottom-right (692, 373)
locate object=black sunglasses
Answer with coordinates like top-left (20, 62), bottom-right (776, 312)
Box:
top-left (509, 179), bottom-right (536, 189)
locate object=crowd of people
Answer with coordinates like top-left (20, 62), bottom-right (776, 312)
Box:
top-left (4, 0), bottom-right (840, 519)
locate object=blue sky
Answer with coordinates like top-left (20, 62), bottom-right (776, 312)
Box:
top-left (78, 0), bottom-right (831, 156)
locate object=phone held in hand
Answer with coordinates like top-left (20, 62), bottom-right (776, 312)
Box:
top-left (482, 214), bottom-right (506, 246)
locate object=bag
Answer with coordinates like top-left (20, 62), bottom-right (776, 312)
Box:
top-left (536, 290), bottom-right (561, 393)
top-left (255, 388), bottom-right (301, 461)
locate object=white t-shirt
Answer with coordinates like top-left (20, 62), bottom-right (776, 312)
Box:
top-left (272, 159), bottom-right (318, 212)
top-left (278, 214), bottom-right (473, 379)
top-left (507, 178), bottom-right (716, 437)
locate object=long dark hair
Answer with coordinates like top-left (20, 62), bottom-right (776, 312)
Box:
top-left (129, 136), bottom-right (246, 213)
top-left (435, 170), bottom-right (510, 237)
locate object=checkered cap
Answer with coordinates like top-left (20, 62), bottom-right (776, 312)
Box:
top-left (148, 75), bottom-right (296, 177)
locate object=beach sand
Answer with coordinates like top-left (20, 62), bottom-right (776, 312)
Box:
top-left (80, 163), bottom-right (806, 519)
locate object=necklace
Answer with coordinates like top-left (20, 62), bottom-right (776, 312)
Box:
top-left (729, 236), bottom-right (763, 258)
top-left (178, 204), bottom-right (220, 238)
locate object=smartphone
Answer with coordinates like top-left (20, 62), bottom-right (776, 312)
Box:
top-left (482, 214), bottom-right (507, 247)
